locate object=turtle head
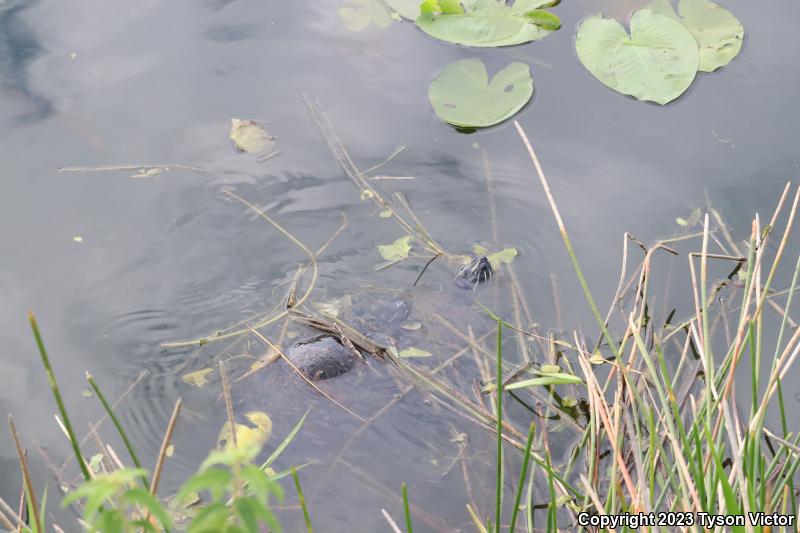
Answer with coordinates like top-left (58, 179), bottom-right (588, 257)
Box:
top-left (456, 256), bottom-right (493, 288)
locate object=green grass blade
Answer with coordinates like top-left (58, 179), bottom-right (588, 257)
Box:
top-left (28, 312), bottom-right (91, 481)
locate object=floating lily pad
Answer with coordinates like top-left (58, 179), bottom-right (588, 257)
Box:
top-left (575, 10), bottom-right (699, 104)
top-left (487, 247), bottom-right (518, 269)
top-left (229, 118), bottom-right (275, 156)
top-left (429, 59), bottom-right (533, 128)
top-left (340, 0), bottom-right (395, 31)
top-left (386, 0), bottom-right (422, 19)
top-left (416, 0), bottom-right (560, 47)
top-left (378, 235), bottom-right (413, 261)
top-left (646, 0), bottom-right (743, 72)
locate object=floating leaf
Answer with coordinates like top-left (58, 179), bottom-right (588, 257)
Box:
top-left (81, 389), bottom-right (93, 398)
top-left (314, 295), bottom-right (352, 318)
top-left (166, 444), bottom-right (175, 457)
top-left (539, 364), bottom-right (561, 374)
top-left (386, 0), bottom-right (422, 19)
top-left (646, 0), bottom-right (743, 72)
top-left (229, 118), bottom-right (275, 156)
top-left (420, 0), bottom-right (463, 15)
top-left (89, 453), bottom-right (104, 473)
top-left (379, 210), bottom-right (393, 218)
top-left (522, 9), bottom-right (562, 30)
top-left (472, 243), bottom-right (489, 256)
top-left (360, 189), bottom-right (375, 200)
top-left (561, 396), bottom-right (578, 408)
top-left (377, 235), bottom-right (413, 261)
top-left (416, 0), bottom-right (560, 47)
top-left (399, 347), bottom-right (433, 358)
top-left (73, 236), bottom-right (84, 243)
top-left (487, 247), bottom-right (518, 269)
top-left (575, 10), bottom-right (699, 104)
top-left (429, 59), bottom-right (533, 128)
top-left (588, 351), bottom-right (607, 365)
top-left (216, 411), bottom-right (273, 451)
top-left (402, 321), bottom-right (422, 331)
top-left (340, 0), bottom-right (395, 31)
top-left (182, 368), bottom-right (214, 387)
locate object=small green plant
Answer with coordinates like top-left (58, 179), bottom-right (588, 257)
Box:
top-left (0, 313), bottom-right (306, 533)
top-left (63, 468), bottom-right (171, 533)
top-left (178, 444), bottom-right (284, 532)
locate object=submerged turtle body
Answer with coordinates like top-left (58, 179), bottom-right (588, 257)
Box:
top-left (286, 335), bottom-right (357, 380)
top-left (283, 256), bottom-right (492, 381)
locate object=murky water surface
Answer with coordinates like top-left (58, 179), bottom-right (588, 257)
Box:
top-left (1, 0), bottom-right (799, 529)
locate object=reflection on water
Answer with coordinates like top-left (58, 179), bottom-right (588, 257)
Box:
top-left (0, 0), bottom-right (52, 121)
top-left (1, 0), bottom-right (799, 528)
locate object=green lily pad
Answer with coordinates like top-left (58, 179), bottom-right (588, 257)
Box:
top-left (647, 0), bottom-right (743, 72)
top-left (377, 235), bottom-right (413, 261)
top-left (340, 0), bottom-right (395, 31)
top-left (416, 0), bottom-right (560, 47)
top-left (386, 0), bottom-right (422, 19)
top-left (429, 59), bottom-right (533, 128)
top-left (575, 10), bottom-right (699, 104)
top-left (487, 247), bottom-right (518, 269)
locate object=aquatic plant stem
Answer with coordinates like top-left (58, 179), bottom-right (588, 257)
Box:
top-left (508, 422), bottom-right (535, 532)
top-left (494, 318), bottom-right (503, 533)
top-left (513, 122), bottom-right (620, 357)
top-left (402, 482), bottom-right (413, 533)
top-left (292, 467), bottom-right (313, 532)
top-left (8, 415), bottom-right (42, 533)
top-left (150, 397), bottom-right (182, 496)
top-left (28, 311), bottom-right (91, 481)
top-left (85, 372), bottom-right (147, 486)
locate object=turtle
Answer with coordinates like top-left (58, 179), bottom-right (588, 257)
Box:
top-left (283, 255), bottom-right (493, 381)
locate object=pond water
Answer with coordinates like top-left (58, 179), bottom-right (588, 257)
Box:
top-left (1, 0), bottom-right (799, 530)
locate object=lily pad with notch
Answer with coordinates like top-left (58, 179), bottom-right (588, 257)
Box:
top-left (575, 9), bottom-right (699, 105)
top-left (428, 58), bottom-right (534, 128)
top-left (645, 0), bottom-right (744, 72)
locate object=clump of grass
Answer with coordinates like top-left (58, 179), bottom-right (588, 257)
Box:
top-left (2, 313), bottom-right (307, 532)
top-left (503, 122), bottom-right (800, 529)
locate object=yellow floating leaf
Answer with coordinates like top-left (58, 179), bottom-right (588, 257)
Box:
top-left (401, 321), bottom-right (422, 331)
top-left (399, 347), bottom-right (432, 358)
top-left (229, 118), bottom-right (275, 155)
top-left (360, 189), bottom-right (374, 200)
top-left (216, 410), bottom-right (273, 451)
top-left (181, 368), bottom-right (214, 387)
top-left (314, 295), bottom-right (352, 318)
top-left (378, 235), bottom-right (412, 261)
top-left (487, 247), bottom-right (518, 269)
top-left (540, 364), bottom-right (561, 374)
top-left (472, 243), bottom-right (489, 256)
top-left (166, 444), bottom-right (174, 457)
top-left (588, 351), bottom-right (607, 365)
top-left (379, 210), bottom-right (393, 218)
